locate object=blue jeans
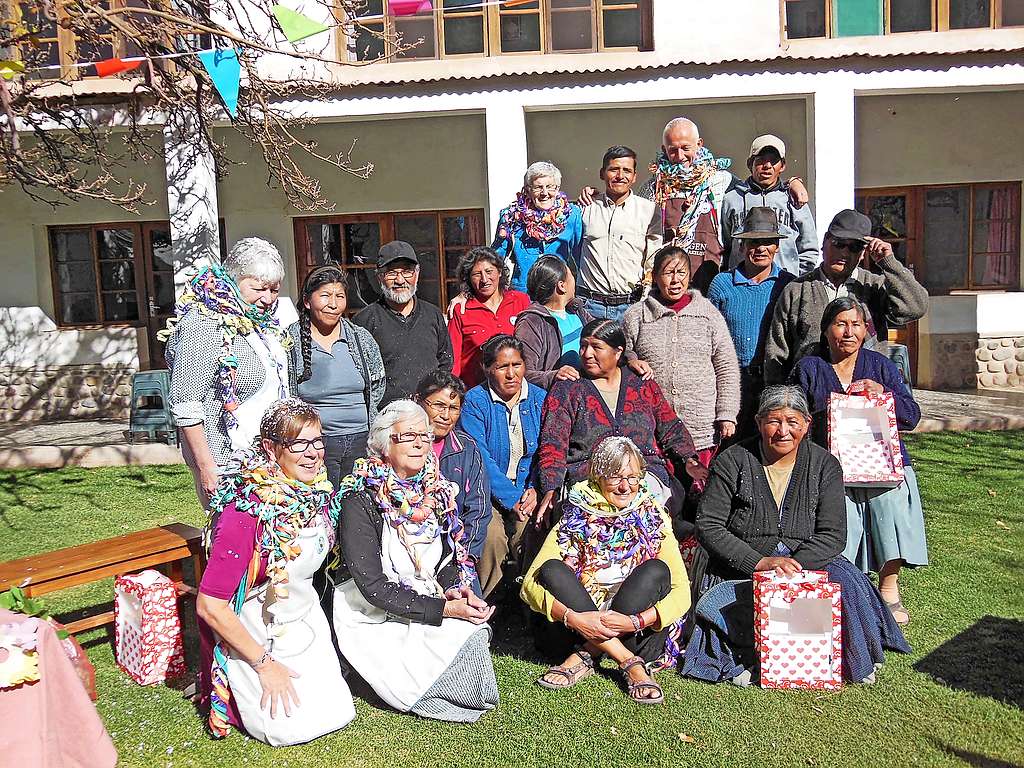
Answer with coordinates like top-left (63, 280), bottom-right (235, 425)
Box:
top-left (578, 297), bottom-right (629, 322)
top-left (323, 431), bottom-right (368, 488)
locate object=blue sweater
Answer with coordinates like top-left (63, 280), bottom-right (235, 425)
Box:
top-left (437, 430), bottom-right (491, 561)
top-left (458, 382), bottom-right (546, 510)
top-left (707, 264), bottom-right (793, 367)
top-left (491, 204), bottom-right (584, 293)
top-left (790, 348), bottom-right (921, 467)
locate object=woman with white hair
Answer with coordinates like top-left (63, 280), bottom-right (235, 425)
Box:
top-left (492, 160), bottom-right (583, 293)
top-left (521, 436), bottom-right (690, 705)
top-left (331, 399), bottom-right (499, 723)
top-left (165, 238), bottom-right (292, 507)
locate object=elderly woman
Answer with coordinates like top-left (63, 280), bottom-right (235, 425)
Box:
top-left (331, 400), bottom-right (499, 722)
top-left (447, 246), bottom-right (530, 390)
top-left (459, 335), bottom-right (547, 596)
top-left (288, 265), bottom-right (385, 486)
top-left (536, 319), bottom-right (707, 525)
top-left (790, 296), bottom-right (927, 625)
top-left (165, 238), bottom-right (291, 507)
top-left (623, 245), bottom-right (741, 483)
top-left (412, 370), bottom-right (491, 597)
top-left (514, 255), bottom-right (594, 388)
top-left (493, 161), bottom-right (584, 293)
top-left (682, 386), bottom-right (909, 686)
top-left (521, 437), bottom-right (690, 704)
top-left (196, 399), bottom-right (355, 745)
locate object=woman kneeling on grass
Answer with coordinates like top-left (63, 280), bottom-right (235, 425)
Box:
top-left (681, 385), bottom-right (910, 686)
top-left (196, 398), bottom-right (355, 745)
top-left (521, 436), bottom-right (690, 705)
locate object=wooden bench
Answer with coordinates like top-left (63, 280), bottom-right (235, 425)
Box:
top-left (0, 522), bottom-right (206, 635)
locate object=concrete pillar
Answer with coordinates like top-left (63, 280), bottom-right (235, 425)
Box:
top-left (163, 112), bottom-right (222, 293)
top-left (809, 86), bottom-right (857, 239)
top-left (484, 99), bottom-right (529, 235)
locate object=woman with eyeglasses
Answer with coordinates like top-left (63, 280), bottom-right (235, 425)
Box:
top-left (491, 161), bottom-right (583, 293)
top-left (331, 400), bottom-right (499, 723)
top-left (288, 265), bottom-right (385, 487)
top-left (196, 399), bottom-right (355, 744)
top-left (521, 436), bottom-right (690, 705)
top-left (412, 371), bottom-right (491, 597)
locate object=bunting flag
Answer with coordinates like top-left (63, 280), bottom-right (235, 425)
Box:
top-left (198, 48), bottom-right (241, 118)
top-left (272, 4), bottom-right (331, 43)
top-left (0, 60), bottom-right (26, 80)
top-left (389, 0), bottom-right (432, 15)
top-left (93, 57), bottom-right (142, 77)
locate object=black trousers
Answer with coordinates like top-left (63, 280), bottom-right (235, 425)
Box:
top-left (537, 558), bottom-right (672, 662)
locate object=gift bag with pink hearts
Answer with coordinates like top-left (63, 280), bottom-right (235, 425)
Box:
top-left (114, 569), bottom-right (187, 686)
top-left (753, 570), bottom-right (842, 691)
top-left (828, 391), bottom-right (905, 488)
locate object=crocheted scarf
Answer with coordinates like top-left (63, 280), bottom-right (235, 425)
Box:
top-left (649, 147), bottom-right (731, 250)
top-left (205, 448), bottom-right (340, 739)
top-left (556, 479), bottom-right (686, 670)
top-left (497, 190), bottom-right (572, 244)
top-left (338, 455), bottom-right (476, 592)
top-left (160, 264), bottom-right (290, 431)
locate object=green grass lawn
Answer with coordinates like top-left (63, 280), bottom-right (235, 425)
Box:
top-left (1, 431), bottom-right (1022, 767)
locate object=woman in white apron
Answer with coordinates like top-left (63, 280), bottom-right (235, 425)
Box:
top-left (164, 237), bottom-right (291, 509)
top-left (333, 400), bottom-right (499, 723)
top-left (196, 399), bottom-right (355, 744)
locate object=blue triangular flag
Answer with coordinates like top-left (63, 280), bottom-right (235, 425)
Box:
top-left (198, 48), bottom-right (241, 118)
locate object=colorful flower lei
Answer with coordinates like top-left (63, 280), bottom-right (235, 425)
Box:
top-left (497, 190), bottom-right (572, 244)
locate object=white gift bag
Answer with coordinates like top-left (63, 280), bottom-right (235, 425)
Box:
top-left (114, 569), bottom-right (186, 686)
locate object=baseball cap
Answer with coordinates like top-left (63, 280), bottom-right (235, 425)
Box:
top-left (748, 134), bottom-right (786, 163)
top-left (826, 209), bottom-right (872, 242)
top-left (376, 240), bottom-right (418, 269)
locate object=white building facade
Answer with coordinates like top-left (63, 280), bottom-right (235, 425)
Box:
top-left (2, 0), bottom-right (1024, 421)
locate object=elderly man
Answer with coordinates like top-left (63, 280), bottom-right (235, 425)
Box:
top-left (721, 134), bottom-right (819, 276)
top-left (574, 145), bottom-right (663, 320)
top-left (353, 240), bottom-right (453, 405)
top-left (707, 208), bottom-right (795, 440)
top-left (764, 209), bottom-right (930, 384)
top-left (636, 118), bottom-right (808, 294)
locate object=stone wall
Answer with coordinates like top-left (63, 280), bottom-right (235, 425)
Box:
top-left (976, 337), bottom-right (1024, 390)
top-left (926, 334), bottom-right (979, 390)
top-left (0, 364), bottom-right (135, 422)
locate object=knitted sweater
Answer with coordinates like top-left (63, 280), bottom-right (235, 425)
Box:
top-left (621, 291), bottom-right (740, 450)
top-left (707, 264), bottom-right (793, 367)
top-left (763, 254), bottom-right (930, 384)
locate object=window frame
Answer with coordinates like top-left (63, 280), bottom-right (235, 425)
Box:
top-left (781, 0), bottom-right (1021, 40)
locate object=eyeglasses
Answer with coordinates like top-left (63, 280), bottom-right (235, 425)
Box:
top-left (423, 400), bottom-right (462, 416)
top-left (275, 437), bottom-right (326, 454)
top-left (529, 184), bottom-right (559, 194)
top-left (830, 238), bottom-right (866, 255)
top-left (607, 475), bottom-right (642, 488)
top-left (380, 267), bottom-right (417, 280)
top-left (390, 431), bottom-right (432, 444)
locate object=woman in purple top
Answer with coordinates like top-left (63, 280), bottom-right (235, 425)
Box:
top-left (790, 297), bottom-right (928, 626)
top-left (196, 399), bottom-right (355, 745)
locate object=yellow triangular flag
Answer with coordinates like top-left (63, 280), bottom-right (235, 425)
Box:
top-left (0, 60), bottom-right (26, 80)
top-left (272, 5), bottom-right (331, 44)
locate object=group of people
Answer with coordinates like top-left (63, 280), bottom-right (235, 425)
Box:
top-left (165, 116), bottom-right (932, 745)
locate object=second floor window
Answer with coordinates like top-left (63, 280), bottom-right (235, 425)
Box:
top-left (346, 0), bottom-right (652, 62)
top-left (784, 0), bottom-right (1024, 38)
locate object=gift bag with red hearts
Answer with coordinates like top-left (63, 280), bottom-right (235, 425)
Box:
top-left (114, 570), bottom-right (187, 686)
top-left (828, 391), bottom-right (905, 488)
top-left (753, 570), bottom-right (842, 691)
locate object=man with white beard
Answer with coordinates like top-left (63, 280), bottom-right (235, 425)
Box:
top-left (353, 240), bottom-right (454, 406)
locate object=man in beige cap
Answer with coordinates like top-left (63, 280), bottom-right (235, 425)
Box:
top-left (720, 134), bottom-right (819, 276)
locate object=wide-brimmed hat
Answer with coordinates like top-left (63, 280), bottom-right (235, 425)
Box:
top-left (733, 207), bottom-right (784, 240)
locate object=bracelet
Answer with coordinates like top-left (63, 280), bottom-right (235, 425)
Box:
top-left (562, 609), bottom-right (573, 627)
top-left (252, 649), bottom-right (272, 670)
top-left (629, 613), bottom-right (643, 632)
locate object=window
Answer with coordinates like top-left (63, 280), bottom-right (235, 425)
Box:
top-left (783, 0), bottom-right (1024, 38)
top-left (856, 182), bottom-right (1021, 294)
top-left (293, 210), bottom-right (486, 310)
top-left (344, 0), bottom-right (652, 61)
top-left (50, 226), bottom-right (141, 326)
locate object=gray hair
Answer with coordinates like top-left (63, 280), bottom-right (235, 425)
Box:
top-left (588, 435), bottom-right (647, 483)
top-left (224, 237), bottom-right (285, 285)
top-left (366, 399), bottom-right (430, 460)
top-left (663, 117), bottom-right (700, 140)
top-left (524, 161), bottom-right (562, 189)
top-left (757, 385), bottom-right (811, 421)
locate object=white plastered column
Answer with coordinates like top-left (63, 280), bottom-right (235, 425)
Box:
top-left (163, 112), bottom-right (222, 293)
top-left (809, 85), bottom-right (857, 239)
top-left (484, 99), bottom-right (529, 236)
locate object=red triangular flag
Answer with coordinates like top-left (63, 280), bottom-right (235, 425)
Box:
top-left (94, 57), bottom-right (142, 77)
top-left (389, 0), bottom-right (431, 16)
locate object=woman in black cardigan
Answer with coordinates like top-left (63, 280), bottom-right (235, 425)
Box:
top-left (681, 385), bottom-right (909, 686)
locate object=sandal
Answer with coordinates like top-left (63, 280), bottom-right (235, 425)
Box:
top-left (886, 600), bottom-right (911, 626)
top-left (537, 649), bottom-right (595, 690)
top-left (619, 656), bottom-right (664, 705)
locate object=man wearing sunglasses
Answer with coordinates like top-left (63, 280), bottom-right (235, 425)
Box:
top-left (764, 209), bottom-right (929, 384)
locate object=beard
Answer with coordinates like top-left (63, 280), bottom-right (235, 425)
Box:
top-left (381, 282), bottom-right (417, 304)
